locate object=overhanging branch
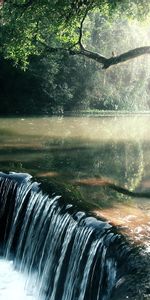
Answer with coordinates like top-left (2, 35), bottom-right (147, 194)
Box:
top-left (69, 48), bottom-right (107, 65)
top-left (102, 46), bottom-right (150, 69)
top-left (65, 7), bottom-right (150, 68)
top-left (70, 46), bottom-right (150, 68)
top-left (39, 39), bottom-right (150, 69)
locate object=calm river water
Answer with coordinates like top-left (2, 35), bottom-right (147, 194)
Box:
top-left (0, 115), bottom-right (150, 248)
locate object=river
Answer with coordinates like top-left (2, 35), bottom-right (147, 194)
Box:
top-left (0, 115), bottom-right (150, 248)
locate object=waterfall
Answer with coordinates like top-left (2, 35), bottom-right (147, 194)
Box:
top-left (0, 172), bottom-right (148, 300)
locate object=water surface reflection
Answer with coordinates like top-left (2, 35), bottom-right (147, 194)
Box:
top-left (0, 115), bottom-right (150, 247)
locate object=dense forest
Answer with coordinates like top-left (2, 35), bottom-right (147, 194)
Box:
top-left (1, 0), bottom-right (150, 114)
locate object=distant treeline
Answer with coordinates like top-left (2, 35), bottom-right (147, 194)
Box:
top-left (0, 56), bottom-right (94, 115)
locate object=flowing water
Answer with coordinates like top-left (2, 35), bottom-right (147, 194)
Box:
top-left (0, 172), bottom-right (149, 300)
top-left (0, 115), bottom-right (150, 299)
top-left (0, 115), bottom-right (150, 245)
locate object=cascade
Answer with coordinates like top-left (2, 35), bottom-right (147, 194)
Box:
top-left (0, 172), bottom-right (149, 300)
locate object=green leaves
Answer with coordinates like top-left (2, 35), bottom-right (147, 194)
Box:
top-left (1, 0), bottom-right (150, 68)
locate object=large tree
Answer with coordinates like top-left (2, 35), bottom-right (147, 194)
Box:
top-left (1, 0), bottom-right (150, 69)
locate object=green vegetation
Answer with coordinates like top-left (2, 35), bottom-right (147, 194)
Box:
top-left (1, 0), bottom-right (150, 114)
top-left (1, 0), bottom-right (150, 67)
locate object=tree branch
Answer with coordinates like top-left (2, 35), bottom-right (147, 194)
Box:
top-left (78, 8), bottom-right (88, 49)
top-left (69, 47), bottom-right (107, 65)
top-left (39, 39), bottom-right (150, 69)
top-left (68, 5), bottom-right (91, 51)
top-left (67, 4), bottom-right (150, 68)
top-left (102, 46), bottom-right (150, 69)
top-left (70, 46), bottom-right (150, 69)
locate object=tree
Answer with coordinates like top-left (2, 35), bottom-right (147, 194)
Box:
top-left (1, 0), bottom-right (150, 70)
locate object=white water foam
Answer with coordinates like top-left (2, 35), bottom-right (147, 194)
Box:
top-left (0, 258), bottom-right (38, 300)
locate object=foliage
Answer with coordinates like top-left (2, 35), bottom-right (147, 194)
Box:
top-left (1, 0), bottom-right (150, 68)
top-left (1, 0), bottom-right (150, 113)
top-left (0, 54), bottom-right (93, 114)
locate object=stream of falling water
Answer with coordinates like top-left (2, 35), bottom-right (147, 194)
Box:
top-left (0, 172), bottom-right (149, 300)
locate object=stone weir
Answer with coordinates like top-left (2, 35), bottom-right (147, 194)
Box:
top-left (0, 172), bottom-right (149, 300)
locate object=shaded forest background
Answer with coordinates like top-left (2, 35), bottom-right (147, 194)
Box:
top-left (1, 8), bottom-right (150, 115)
